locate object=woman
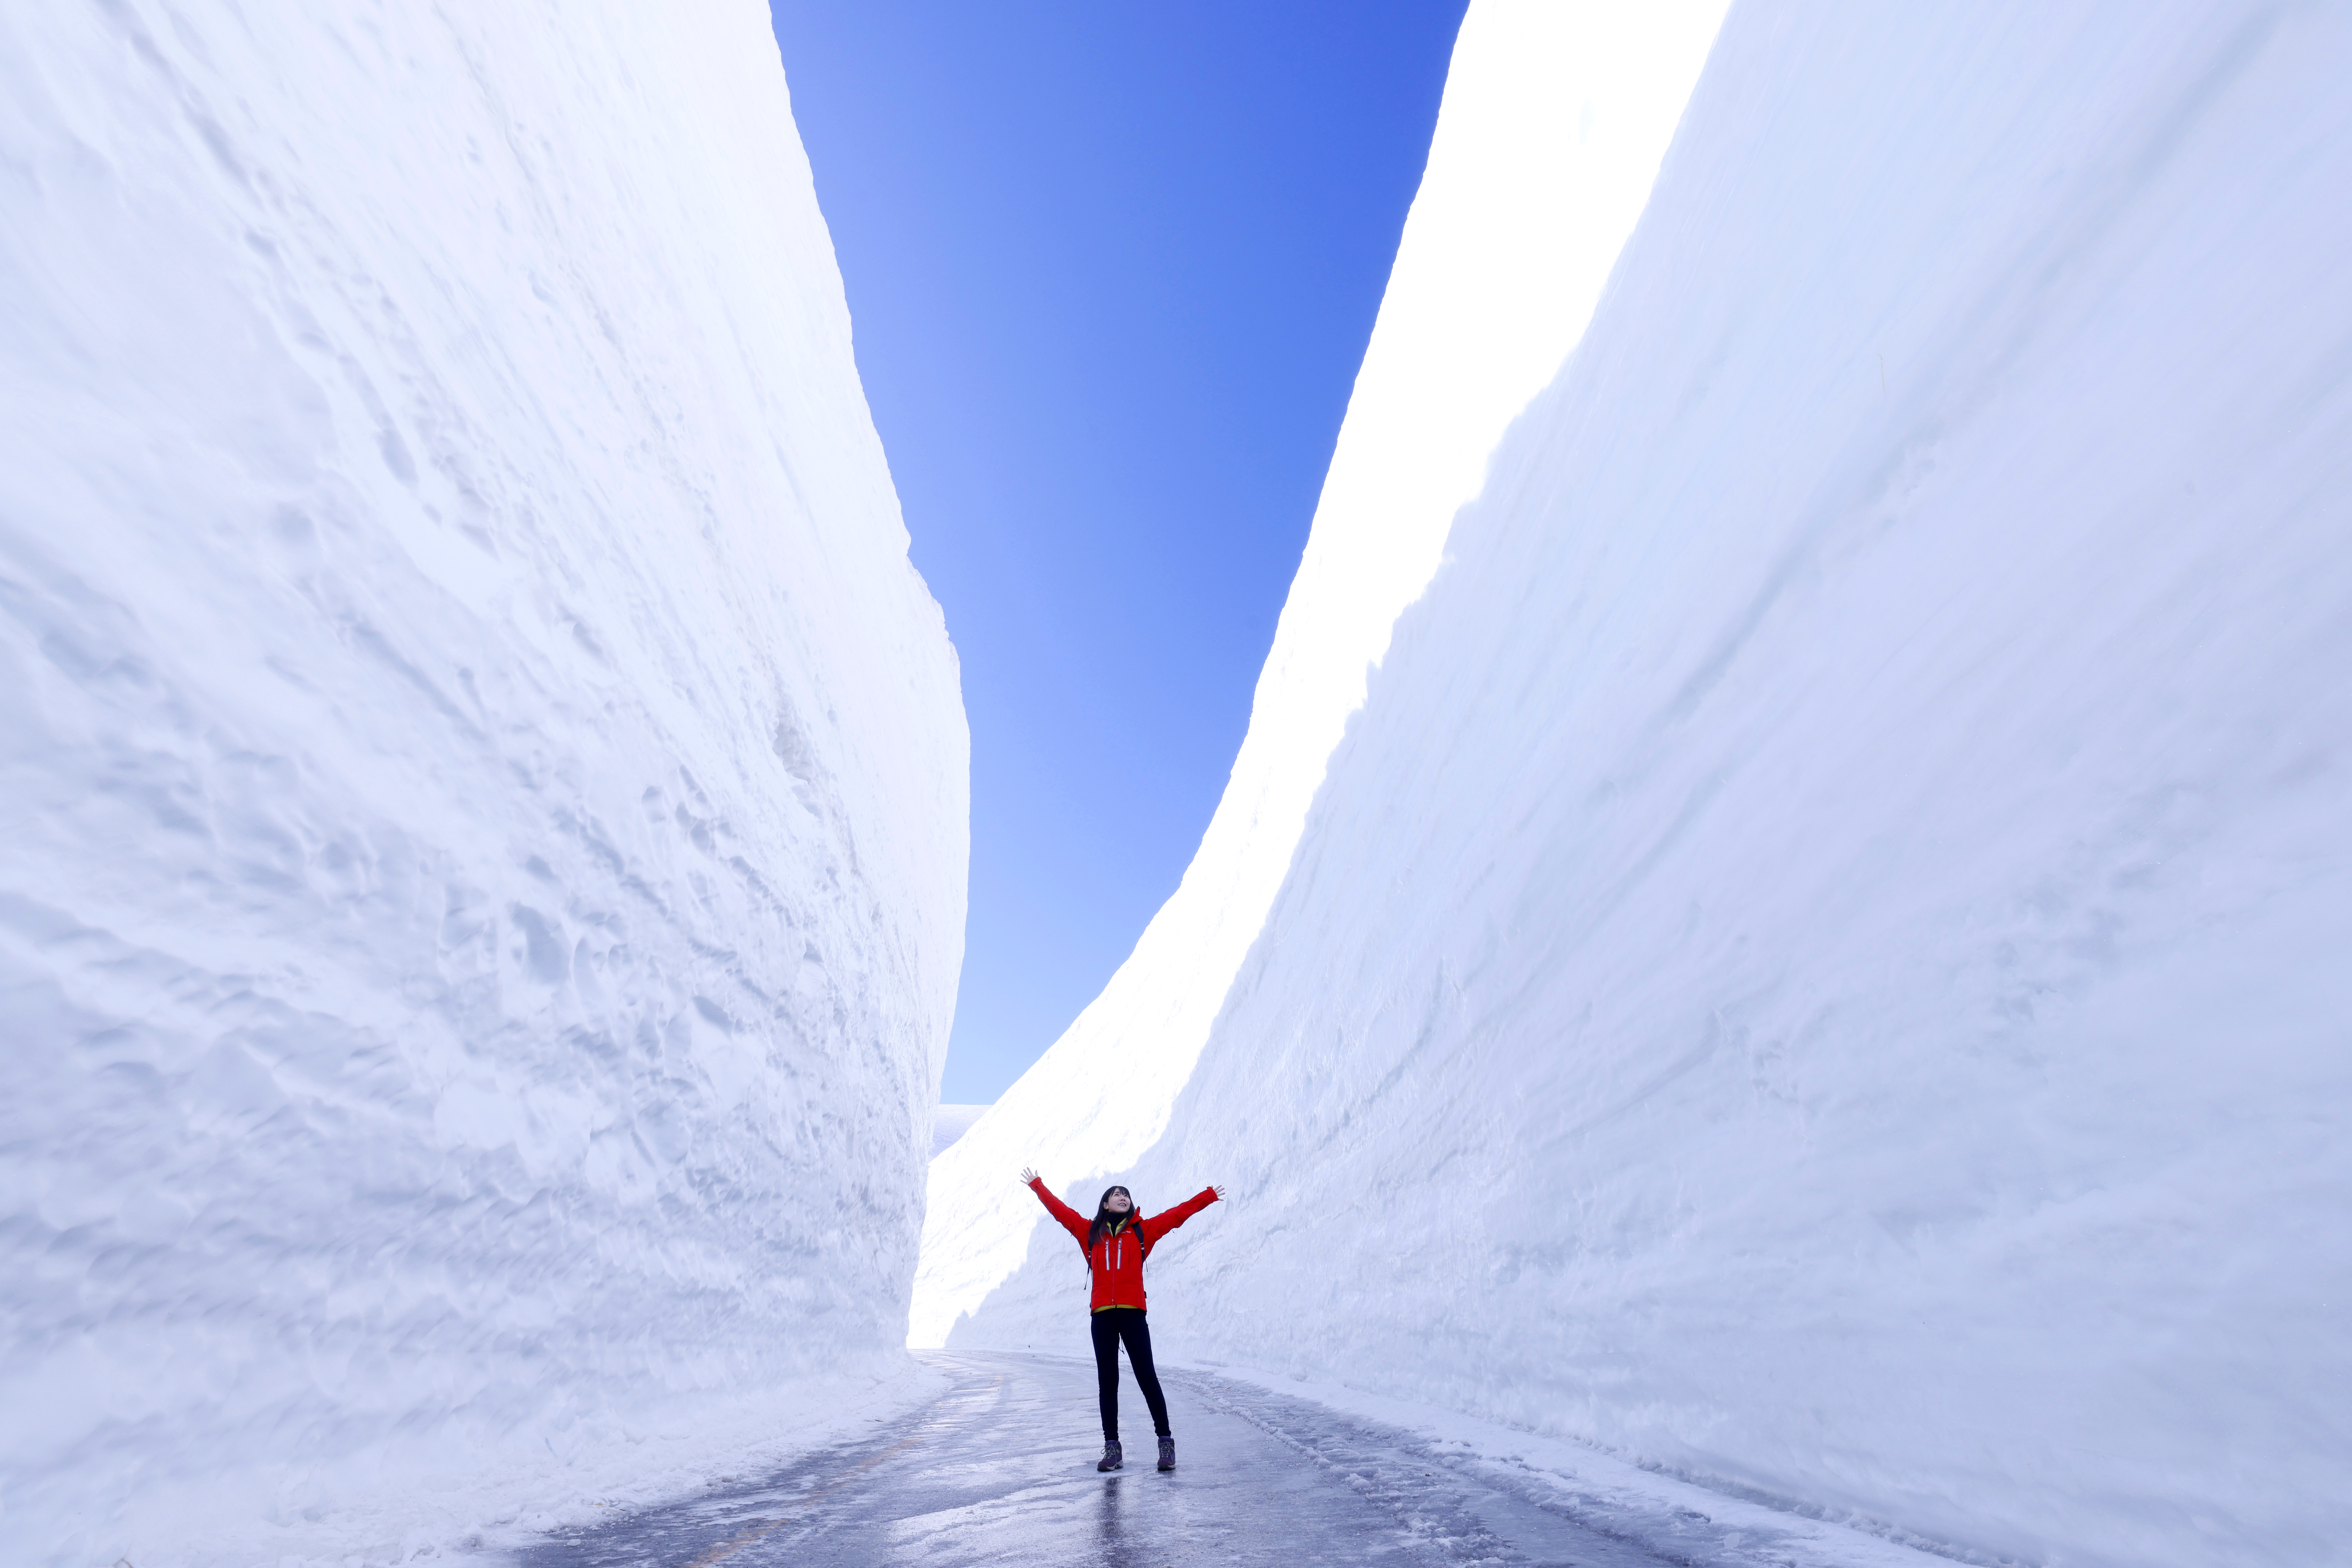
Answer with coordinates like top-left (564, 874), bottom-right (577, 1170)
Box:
top-left (1020, 1167), bottom-right (1223, 1472)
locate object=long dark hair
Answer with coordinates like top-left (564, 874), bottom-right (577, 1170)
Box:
top-left (1086, 1186), bottom-right (1135, 1259)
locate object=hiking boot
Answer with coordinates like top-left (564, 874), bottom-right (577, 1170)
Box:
top-left (1156, 1436), bottom-right (1176, 1471)
top-left (1097, 1440), bottom-right (1123, 1472)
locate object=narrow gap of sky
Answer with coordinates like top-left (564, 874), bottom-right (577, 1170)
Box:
top-left (766, 2), bottom-right (1469, 1103)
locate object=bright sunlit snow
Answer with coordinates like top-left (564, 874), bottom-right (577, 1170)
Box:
top-left (913, 4), bottom-right (2352, 1568)
top-left (9, 0), bottom-right (2347, 1562)
top-left (913, 0), bottom-right (1732, 1342)
top-left (0, 3), bottom-right (964, 1564)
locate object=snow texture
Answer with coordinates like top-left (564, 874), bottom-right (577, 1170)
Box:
top-left (917, 4), bottom-right (2352, 1567)
top-left (0, 2), bottom-right (966, 1563)
top-left (932, 1104), bottom-right (991, 1161)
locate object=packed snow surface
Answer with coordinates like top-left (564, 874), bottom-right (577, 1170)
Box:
top-left (0, 1), bottom-right (965, 1563)
top-left (917, 4), bottom-right (2352, 1568)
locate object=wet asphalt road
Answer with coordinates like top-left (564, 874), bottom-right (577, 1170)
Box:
top-left (513, 1351), bottom-right (1688, 1568)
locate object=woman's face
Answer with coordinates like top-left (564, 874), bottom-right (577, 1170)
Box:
top-left (1106, 1189), bottom-right (1132, 1215)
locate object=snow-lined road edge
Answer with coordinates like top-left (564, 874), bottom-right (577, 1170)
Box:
top-left (215, 1359), bottom-right (954, 1568)
top-left (1167, 1358), bottom-right (1980, 1568)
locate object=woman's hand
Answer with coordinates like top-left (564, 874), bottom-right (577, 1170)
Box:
top-left (1213, 1185), bottom-right (1227, 1201)
top-left (1019, 1167), bottom-right (1039, 1186)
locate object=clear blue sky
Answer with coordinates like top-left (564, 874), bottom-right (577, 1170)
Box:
top-left (765, 2), bottom-right (1469, 1104)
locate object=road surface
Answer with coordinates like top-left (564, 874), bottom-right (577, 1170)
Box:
top-left (514, 1350), bottom-right (1717, 1566)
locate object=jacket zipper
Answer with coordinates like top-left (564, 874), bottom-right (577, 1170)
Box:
top-left (1099, 1231), bottom-right (1129, 1289)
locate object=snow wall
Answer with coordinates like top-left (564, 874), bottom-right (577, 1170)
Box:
top-left (0, 2), bottom-right (965, 1562)
top-left (916, 4), bottom-right (2352, 1567)
top-left (916, 0), bottom-right (1734, 1338)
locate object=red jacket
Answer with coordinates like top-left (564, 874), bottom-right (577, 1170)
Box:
top-left (1028, 1178), bottom-right (1218, 1312)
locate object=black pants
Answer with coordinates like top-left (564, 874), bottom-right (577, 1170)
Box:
top-left (1090, 1308), bottom-right (1171, 1441)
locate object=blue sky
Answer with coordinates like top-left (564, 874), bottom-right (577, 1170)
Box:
top-left (765, 2), bottom-right (1470, 1103)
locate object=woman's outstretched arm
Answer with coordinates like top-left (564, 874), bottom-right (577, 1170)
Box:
top-left (1021, 1167), bottom-right (1091, 1244)
top-left (1140, 1184), bottom-right (1223, 1246)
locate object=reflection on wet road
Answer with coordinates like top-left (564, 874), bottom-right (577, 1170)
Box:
top-left (515, 1351), bottom-right (1682, 1567)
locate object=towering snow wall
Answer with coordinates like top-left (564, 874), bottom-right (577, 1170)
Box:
top-left (917, 3), bottom-right (2352, 1566)
top-left (915, 0), bottom-right (1731, 1335)
top-left (0, 2), bottom-right (965, 1562)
